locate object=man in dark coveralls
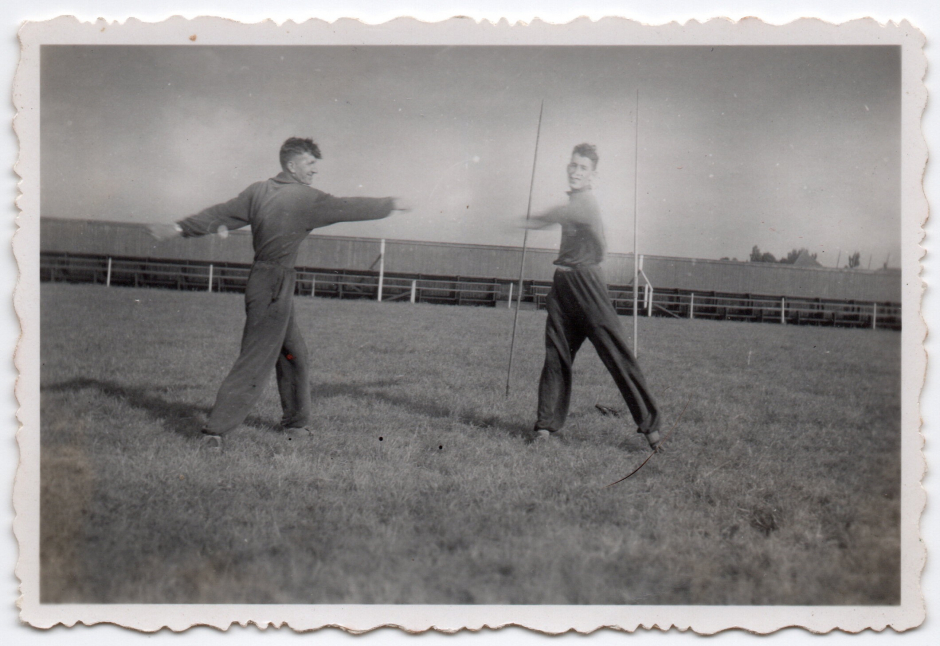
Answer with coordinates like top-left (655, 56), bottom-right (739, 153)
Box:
top-left (149, 137), bottom-right (407, 447)
top-left (524, 143), bottom-right (662, 450)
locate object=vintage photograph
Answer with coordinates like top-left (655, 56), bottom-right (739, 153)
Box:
top-left (13, 16), bottom-right (926, 633)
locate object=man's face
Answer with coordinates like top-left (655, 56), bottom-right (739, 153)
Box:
top-left (286, 152), bottom-right (318, 185)
top-left (567, 153), bottom-right (596, 190)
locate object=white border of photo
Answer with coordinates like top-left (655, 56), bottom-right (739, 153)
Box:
top-left (7, 2), bottom-right (935, 641)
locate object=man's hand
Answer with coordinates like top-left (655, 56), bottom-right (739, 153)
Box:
top-left (391, 198), bottom-right (413, 212)
top-left (147, 223), bottom-right (181, 241)
top-left (519, 215), bottom-right (553, 230)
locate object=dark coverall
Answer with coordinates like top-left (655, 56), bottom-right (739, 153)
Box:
top-left (533, 188), bottom-right (660, 436)
top-left (177, 171), bottom-right (395, 435)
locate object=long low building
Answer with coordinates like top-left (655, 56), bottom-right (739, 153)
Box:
top-left (40, 217), bottom-right (901, 303)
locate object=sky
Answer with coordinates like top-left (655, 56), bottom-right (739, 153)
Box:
top-left (41, 45), bottom-right (901, 265)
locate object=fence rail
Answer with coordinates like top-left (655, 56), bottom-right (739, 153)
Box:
top-left (40, 252), bottom-right (901, 330)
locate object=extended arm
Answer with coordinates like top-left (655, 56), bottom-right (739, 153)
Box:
top-left (148, 186), bottom-right (254, 241)
top-left (527, 193), bottom-right (601, 228)
top-left (177, 187), bottom-right (253, 237)
top-left (521, 204), bottom-right (569, 230)
top-left (313, 195), bottom-right (400, 226)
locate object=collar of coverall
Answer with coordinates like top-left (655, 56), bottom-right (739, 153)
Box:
top-left (273, 171), bottom-right (304, 185)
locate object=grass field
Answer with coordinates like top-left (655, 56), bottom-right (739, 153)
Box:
top-left (39, 282), bottom-right (901, 605)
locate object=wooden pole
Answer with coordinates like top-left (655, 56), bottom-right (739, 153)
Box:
top-left (106, 257), bottom-right (112, 287)
top-left (377, 239), bottom-right (386, 302)
top-left (781, 297), bottom-right (786, 324)
top-left (632, 89), bottom-right (640, 356)
top-left (507, 282), bottom-right (513, 309)
top-left (873, 303), bottom-right (878, 330)
top-left (690, 292), bottom-right (695, 319)
top-left (410, 280), bottom-right (417, 304)
top-left (208, 264), bottom-right (213, 293)
top-left (506, 100), bottom-right (545, 397)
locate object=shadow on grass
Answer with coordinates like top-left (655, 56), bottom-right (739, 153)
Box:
top-left (42, 378), bottom-right (278, 439)
top-left (43, 377), bottom-right (526, 441)
top-left (312, 380), bottom-right (523, 439)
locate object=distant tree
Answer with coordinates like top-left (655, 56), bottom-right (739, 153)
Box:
top-left (780, 248), bottom-right (818, 264)
top-left (720, 257), bottom-right (730, 261)
top-left (749, 245), bottom-right (777, 263)
top-left (846, 251), bottom-right (861, 269)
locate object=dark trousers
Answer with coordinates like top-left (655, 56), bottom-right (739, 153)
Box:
top-left (204, 261), bottom-right (311, 435)
top-left (536, 265), bottom-right (659, 434)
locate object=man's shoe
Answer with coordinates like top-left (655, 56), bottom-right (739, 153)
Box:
top-left (201, 430), bottom-right (223, 451)
top-left (528, 427), bottom-right (566, 445)
top-left (526, 426), bottom-right (552, 444)
top-left (646, 430), bottom-right (664, 453)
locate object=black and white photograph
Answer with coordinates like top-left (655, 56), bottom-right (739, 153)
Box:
top-left (11, 13), bottom-right (927, 634)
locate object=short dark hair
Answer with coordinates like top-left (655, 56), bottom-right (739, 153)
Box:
top-left (280, 137), bottom-right (322, 169)
top-left (571, 143), bottom-right (599, 170)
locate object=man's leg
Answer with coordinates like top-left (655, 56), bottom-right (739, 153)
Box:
top-left (536, 274), bottom-right (586, 432)
top-left (203, 264), bottom-right (294, 436)
top-left (577, 268), bottom-right (661, 439)
top-left (276, 301), bottom-right (312, 430)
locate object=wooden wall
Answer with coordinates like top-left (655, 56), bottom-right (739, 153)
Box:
top-left (40, 217), bottom-right (901, 302)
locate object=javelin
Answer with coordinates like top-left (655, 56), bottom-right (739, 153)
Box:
top-left (632, 89), bottom-right (640, 356)
top-left (505, 100), bottom-right (545, 397)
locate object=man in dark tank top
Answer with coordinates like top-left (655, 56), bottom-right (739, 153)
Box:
top-left (523, 143), bottom-right (662, 450)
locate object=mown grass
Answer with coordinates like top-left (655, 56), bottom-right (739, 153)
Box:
top-left (39, 283), bottom-right (901, 605)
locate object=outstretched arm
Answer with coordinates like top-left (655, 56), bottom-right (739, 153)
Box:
top-left (313, 195), bottom-right (407, 226)
top-left (149, 187), bottom-right (254, 241)
top-left (177, 188), bottom-right (253, 237)
top-left (519, 204), bottom-right (569, 230)
top-left (524, 193), bottom-right (602, 230)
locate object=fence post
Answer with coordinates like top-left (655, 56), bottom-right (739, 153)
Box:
top-left (410, 280), bottom-right (417, 304)
top-left (648, 286), bottom-right (654, 317)
top-left (780, 297), bottom-right (786, 324)
top-left (507, 282), bottom-right (513, 309)
top-left (106, 257), bottom-right (112, 287)
top-left (208, 264), bottom-right (213, 293)
top-left (310, 275), bottom-right (316, 297)
top-left (690, 292), bottom-right (694, 319)
top-left (872, 303), bottom-right (877, 330)
top-left (377, 239), bottom-right (386, 302)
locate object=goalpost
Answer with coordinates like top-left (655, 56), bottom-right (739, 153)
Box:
top-left (377, 238), bottom-right (386, 302)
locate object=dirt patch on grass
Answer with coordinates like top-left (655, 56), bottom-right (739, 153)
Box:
top-left (40, 444), bottom-right (94, 602)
